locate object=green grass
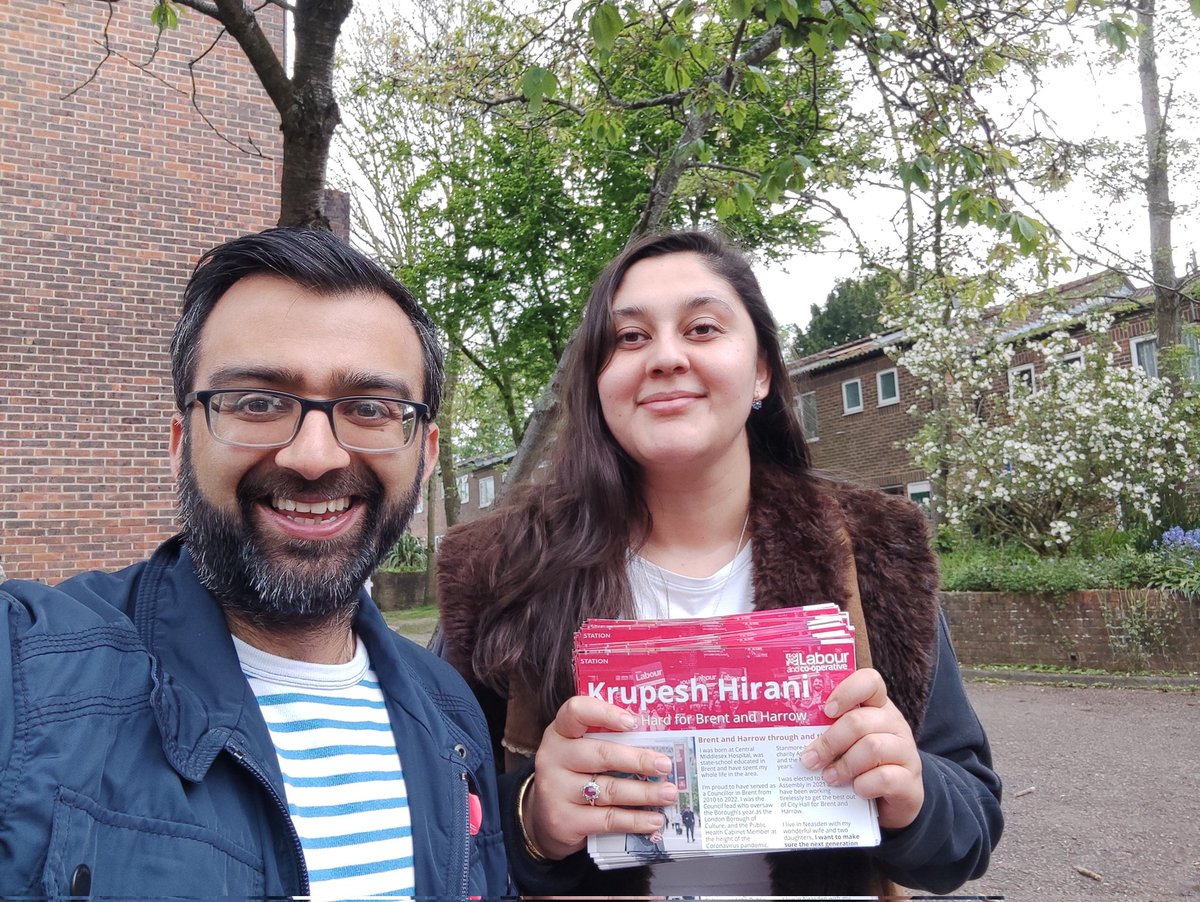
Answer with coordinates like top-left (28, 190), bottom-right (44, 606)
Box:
top-left (383, 604), bottom-right (438, 625)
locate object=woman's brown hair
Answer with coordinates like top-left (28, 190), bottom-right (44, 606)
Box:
top-left (470, 230), bottom-right (811, 725)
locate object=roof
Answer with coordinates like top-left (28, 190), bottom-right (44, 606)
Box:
top-left (788, 270), bottom-right (1199, 378)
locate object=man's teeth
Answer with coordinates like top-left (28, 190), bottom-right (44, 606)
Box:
top-left (272, 496), bottom-right (351, 515)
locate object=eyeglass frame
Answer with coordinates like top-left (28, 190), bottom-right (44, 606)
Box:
top-left (182, 388), bottom-right (432, 454)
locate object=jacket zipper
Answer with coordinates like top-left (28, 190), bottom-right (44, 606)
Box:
top-left (459, 769), bottom-right (471, 897)
top-left (228, 744), bottom-right (309, 896)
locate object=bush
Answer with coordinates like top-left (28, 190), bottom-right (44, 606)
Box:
top-left (940, 527), bottom-right (1198, 599)
top-left (940, 543), bottom-right (1153, 595)
top-left (378, 534), bottom-right (427, 573)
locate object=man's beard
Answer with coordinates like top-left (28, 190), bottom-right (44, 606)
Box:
top-left (177, 429), bottom-right (423, 628)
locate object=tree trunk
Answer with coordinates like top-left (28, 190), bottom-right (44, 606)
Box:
top-left (1137, 0), bottom-right (1182, 383)
top-left (187, 0), bottom-right (353, 229)
top-left (439, 349), bottom-right (463, 530)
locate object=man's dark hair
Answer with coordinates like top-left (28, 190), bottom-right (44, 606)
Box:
top-left (170, 227), bottom-right (444, 416)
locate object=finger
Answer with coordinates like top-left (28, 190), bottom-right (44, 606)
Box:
top-left (800, 703), bottom-right (903, 771)
top-left (550, 695), bottom-right (640, 740)
top-left (528, 781), bottom-right (667, 858)
top-left (816, 730), bottom-right (917, 788)
top-left (822, 668), bottom-right (889, 718)
top-left (577, 770), bottom-right (680, 810)
top-left (555, 735), bottom-right (676, 783)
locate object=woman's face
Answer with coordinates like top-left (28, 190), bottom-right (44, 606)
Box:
top-left (597, 251), bottom-right (769, 473)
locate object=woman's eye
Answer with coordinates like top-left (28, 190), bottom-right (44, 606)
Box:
top-left (688, 321), bottom-right (722, 337)
top-left (616, 329), bottom-right (647, 345)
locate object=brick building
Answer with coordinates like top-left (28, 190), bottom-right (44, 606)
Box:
top-left (1, 1), bottom-right (284, 581)
top-left (790, 272), bottom-right (1200, 504)
top-left (409, 451), bottom-right (516, 549)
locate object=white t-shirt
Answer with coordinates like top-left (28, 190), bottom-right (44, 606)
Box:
top-left (234, 636), bottom-right (416, 900)
top-left (626, 544), bottom-right (773, 895)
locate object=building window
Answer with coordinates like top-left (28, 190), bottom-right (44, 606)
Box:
top-left (842, 378), bottom-right (863, 414)
top-left (881, 484), bottom-right (904, 496)
top-left (478, 475), bottom-right (495, 508)
top-left (907, 480), bottom-right (932, 508)
top-left (876, 368), bottom-right (899, 407)
top-left (1130, 334), bottom-right (1158, 378)
top-left (457, 473), bottom-right (470, 504)
top-left (1008, 364), bottom-right (1036, 399)
top-left (1186, 331), bottom-right (1200, 384)
top-left (1061, 351), bottom-right (1083, 367)
top-left (796, 391), bottom-right (819, 441)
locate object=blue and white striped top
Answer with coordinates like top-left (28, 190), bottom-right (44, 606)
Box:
top-left (234, 635), bottom-right (415, 900)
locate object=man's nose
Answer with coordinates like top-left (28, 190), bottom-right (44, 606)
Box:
top-left (272, 410), bottom-right (352, 480)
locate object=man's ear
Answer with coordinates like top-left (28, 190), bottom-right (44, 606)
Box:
top-left (169, 414), bottom-right (185, 479)
top-left (420, 422), bottom-right (440, 485)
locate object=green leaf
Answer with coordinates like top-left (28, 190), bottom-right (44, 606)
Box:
top-left (779, 0), bottom-right (801, 26)
top-left (660, 33), bottom-right (689, 62)
top-left (830, 18), bottom-right (851, 49)
top-left (715, 196), bottom-right (738, 220)
top-left (730, 0), bottom-right (755, 18)
top-left (734, 181), bottom-right (756, 212)
top-left (808, 31), bottom-right (827, 56)
top-left (520, 66), bottom-right (557, 114)
top-left (150, 0), bottom-right (179, 30)
top-left (1192, 0), bottom-right (1200, 16)
top-left (589, 3), bottom-right (623, 53)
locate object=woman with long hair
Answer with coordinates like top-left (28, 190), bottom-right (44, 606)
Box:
top-left (438, 231), bottom-right (1001, 896)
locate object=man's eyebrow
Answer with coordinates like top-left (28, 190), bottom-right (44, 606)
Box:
top-left (204, 365), bottom-right (417, 399)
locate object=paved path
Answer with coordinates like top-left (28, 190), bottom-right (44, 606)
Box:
top-left (959, 681), bottom-right (1200, 901)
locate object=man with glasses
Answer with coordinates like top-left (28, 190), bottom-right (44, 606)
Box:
top-left (0, 228), bottom-right (507, 898)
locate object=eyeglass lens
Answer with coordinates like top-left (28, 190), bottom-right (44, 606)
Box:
top-left (205, 390), bottom-right (418, 451)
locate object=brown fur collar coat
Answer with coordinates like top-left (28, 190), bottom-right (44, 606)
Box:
top-left (438, 466), bottom-right (941, 896)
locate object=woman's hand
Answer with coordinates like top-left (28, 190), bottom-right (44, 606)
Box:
top-left (799, 668), bottom-right (924, 831)
top-left (524, 696), bottom-right (678, 859)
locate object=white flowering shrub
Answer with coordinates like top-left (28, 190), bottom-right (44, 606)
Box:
top-left (888, 286), bottom-right (1197, 553)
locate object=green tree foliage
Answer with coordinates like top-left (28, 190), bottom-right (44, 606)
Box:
top-left (792, 273), bottom-right (891, 357)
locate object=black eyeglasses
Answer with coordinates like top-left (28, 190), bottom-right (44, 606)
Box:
top-left (184, 389), bottom-right (431, 453)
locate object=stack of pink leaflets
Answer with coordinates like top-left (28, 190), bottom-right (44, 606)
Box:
top-left (572, 604), bottom-right (880, 869)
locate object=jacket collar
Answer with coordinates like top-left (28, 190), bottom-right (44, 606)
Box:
top-left (132, 536), bottom-right (415, 783)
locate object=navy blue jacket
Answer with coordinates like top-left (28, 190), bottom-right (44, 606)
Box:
top-left (0, 537), bottom-right (508, 898)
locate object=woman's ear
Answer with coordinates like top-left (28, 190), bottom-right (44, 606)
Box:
top-left (754, 354), bottom-right (771, 402)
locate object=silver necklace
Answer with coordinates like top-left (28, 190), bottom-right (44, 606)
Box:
top-left (645, 509), bottom-right (751, 619)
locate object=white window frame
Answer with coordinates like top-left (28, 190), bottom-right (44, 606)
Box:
top-left (478, 475), bottom-right (495, 509)
top-left (1008, 363), bottom-right (1036, 399)
top-left (907, 480), bottom-right (932, 507)
top-left (1130, 334), bottom-right (1158, 378)
top-left (457, 473), bottom-right (470, 504)
top-left (876, 368), bottom-right (899, 407)
top-left (796, 391), bottom-right (819, 441)
top-left (841, 378), bottom-right (863, 415)
top-left (1061, 351), bottom-right (1083, 367)
top-left (1185, 331), bottom-right (1200, 384)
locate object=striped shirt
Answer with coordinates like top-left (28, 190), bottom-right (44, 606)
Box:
top-left (234, 636), bottom-right (415, 900)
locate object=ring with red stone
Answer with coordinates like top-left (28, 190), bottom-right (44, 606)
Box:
top-left (581, 777), bottom-right (601, 806)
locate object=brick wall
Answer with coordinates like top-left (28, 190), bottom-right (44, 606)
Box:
top-left (794, 351), bottom-right (928, 491)
top-left (941, 590), bottom-right (1199, 673)
top-left (0, 0), bottom-right (282, 582)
